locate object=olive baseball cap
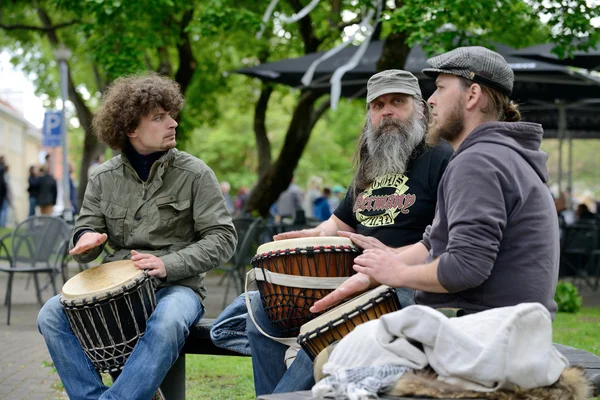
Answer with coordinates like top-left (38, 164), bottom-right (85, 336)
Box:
top-left (422, 46), bottom-right (514, 96)
top-left (366, 69), bottom-right (423, 104)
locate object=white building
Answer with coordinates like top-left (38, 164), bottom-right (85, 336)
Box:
top-left (0, 98), bottom-right (42, 225)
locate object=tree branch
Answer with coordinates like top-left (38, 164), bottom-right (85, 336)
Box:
top-left (157, 46), bottom-right (173, 75)
top-left (174, 9), bottom-right (197, 93)
top-left (287, 0), bottom-right (323, 53)
top-left (0, 20), bottom-right (80, 32)
top-left (309, 96), bottom-right (330, 131)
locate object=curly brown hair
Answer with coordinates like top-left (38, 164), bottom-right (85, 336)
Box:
top-left (93, 73), bottom-right (184, 150)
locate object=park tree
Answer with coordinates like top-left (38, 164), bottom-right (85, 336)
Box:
top-left (0, 0), bottom-right (264, 206)
top-left (1, 0), bottom-right (599, 216)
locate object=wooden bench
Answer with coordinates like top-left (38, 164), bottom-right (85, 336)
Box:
top-left (161, 321), bottom-right (600, 400)
top-left (160, 318), bottom-right (248, 399)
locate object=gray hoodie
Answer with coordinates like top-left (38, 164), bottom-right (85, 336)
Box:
top-left (417, 121), bottom-right (559, 318)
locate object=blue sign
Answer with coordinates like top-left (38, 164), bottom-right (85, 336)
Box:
top-left (43, 111), bottom-right (63, 147)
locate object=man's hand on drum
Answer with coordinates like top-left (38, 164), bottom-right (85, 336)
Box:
top-left (336, 231), bottom-right (391, 252)
top-left (273, 228), bottom-right (327, 241)
top-left (131, 250), bottom-right (167, 279)
top-left (310, 272), bottom-right (377, 313)
top-left (353, 249), bottom-right (408, 288)
top-left (69, 232), bottom-right (108, 255)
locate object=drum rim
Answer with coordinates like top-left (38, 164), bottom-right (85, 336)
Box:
top-left (61, 260), bottom-right (149, 304)
top-left (60, 274), bottom-right (151, 305)
top-left (297, 285), bottom-right (395, 340)
top-left (255, 236), bottom-right (357, 255)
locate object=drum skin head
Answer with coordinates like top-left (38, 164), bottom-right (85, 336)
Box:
top-left (62, 260), bottom-right (143, 302)
top-left (256, 236), bottom-right (357, 255)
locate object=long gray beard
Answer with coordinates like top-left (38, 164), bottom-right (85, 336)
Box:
top-left (363, 113), bottom-right (425, 182)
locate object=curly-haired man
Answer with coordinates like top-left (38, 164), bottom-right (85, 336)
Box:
top-left (37, 73), bottom-right (237, 399)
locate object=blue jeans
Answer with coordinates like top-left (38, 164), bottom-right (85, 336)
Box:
top-left (38, 285), bottom-right (203, 400)
top-left (29, 196), bottom-right (37, 217)
top-left (0, 200), bottom-right (7, 227)
top-left (247, 288), bottom-right (415, 396)
top-left (210, 291), bottom-right (255, 355)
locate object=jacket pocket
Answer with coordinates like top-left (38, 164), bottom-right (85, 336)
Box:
top-left (156, 198), bottom-right (193, 239)
top-left (101, 201), bottom-right (127, 245)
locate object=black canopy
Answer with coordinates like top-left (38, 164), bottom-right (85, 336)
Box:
top-left (510, 42), bottom-right (600, 71)
top-left (236, 41), bottom-right (600, 104)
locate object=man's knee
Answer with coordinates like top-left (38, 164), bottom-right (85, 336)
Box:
top-left (37, 295), bottom-right (64, 334)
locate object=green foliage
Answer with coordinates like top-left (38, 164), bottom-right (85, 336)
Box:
top-left (541, 139), bottom-right (600, 196)
top-left (554, 281), bottom-right (583, 313)
top-left (184, 79), bottom-right (364, 194)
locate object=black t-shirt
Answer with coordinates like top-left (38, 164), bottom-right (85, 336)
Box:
top-left (334, 141), bottom-right (453, 248)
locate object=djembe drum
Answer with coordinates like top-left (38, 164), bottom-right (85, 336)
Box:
top-left (297, 285), bottom-right (400, 360)
top-left (251, 237), bottom-right (360, 337)
top-left (60, 260), bottom-right (157, 373)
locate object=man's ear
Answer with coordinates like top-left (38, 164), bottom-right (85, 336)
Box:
top-left (464, 83), bottom-right (483, 111)
top-left (416, 101), bottom-right (426, 120)
top-left (127, 129), bottom-right (137, 139)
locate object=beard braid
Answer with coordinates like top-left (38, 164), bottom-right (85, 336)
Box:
top-left (360, 111), bottom-right (426, 185)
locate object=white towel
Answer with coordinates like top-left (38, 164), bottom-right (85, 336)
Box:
top-left (322, 303), bottom-right (568, 392)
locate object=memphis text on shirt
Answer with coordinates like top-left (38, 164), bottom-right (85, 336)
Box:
top-left (354, 173), bottom-right (416, 227)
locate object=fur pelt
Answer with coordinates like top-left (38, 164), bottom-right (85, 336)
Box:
top-left (388, 366), bottom-right (591, 400)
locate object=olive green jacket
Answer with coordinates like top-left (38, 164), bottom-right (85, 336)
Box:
top-left (70, 149), bottom-right (237, 301)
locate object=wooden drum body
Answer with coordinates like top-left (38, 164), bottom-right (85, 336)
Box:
top-left (60, 260), bottom-right (157, 372)
top-left (251, 237), bottom-right (360, 337)
top-left (297, 285), bottom-right (400, 360)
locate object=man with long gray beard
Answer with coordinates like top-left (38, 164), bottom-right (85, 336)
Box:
top-left (246, 69), bottom-right (453, 396)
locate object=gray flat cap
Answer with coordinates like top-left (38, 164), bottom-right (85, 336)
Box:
top-left (366, 69), bottom-right (422, 104)
top-left (423, 46), bottom-right (514, 96)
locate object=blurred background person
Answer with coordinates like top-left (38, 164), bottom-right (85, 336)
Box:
top-left (0, 165), bottom-right (12, 227)
top-left (37, 166), bottom-right (57, 215)
top-left (87, 154), bottom-right (104, 179)
top-left (275, 177), bottom-right (303, 222)
top-left (69, 163), bottom-right (79, 216)
top-left (312, 187), bottom-right (332, 222)
top-left (235, 186), bottom-right (250, 216)
top-left (302, 175), bottom-right (322, 219)
top-left (328, 184), bottom-right (345, 211)
top-left (27, 165), bottom-right (41, 217)
top-left (0, 165), bottom-right (6, 227)
top-left (220, 181), bottom-right (235, 214)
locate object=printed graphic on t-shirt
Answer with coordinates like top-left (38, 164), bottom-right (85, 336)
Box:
top-left (353, 173), bottom-right (416, 227)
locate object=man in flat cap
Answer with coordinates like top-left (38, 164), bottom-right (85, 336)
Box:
top-left (315, 47), bottom-right (560, 323)
top-left (242, 69), bottom-right (453, 396)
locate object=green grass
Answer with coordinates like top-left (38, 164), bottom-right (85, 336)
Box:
top-left (553, 307), bottom-right (600, 356)
top-left (186, 355), bottom-right (254, 399)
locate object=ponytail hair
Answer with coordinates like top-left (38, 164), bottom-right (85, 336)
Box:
top-left (503, 101), bottom-right (521, 122)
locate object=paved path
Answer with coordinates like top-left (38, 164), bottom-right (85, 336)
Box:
top-left (0, 261), bottom-right (598, 399)
top-left (0, 263), bottom-right (237, 400)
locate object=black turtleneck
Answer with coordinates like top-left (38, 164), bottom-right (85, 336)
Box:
top-left (124, 143), bottom-right (167, 181)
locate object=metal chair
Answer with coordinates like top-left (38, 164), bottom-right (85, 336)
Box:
top-left (219, 217), bottom-right (265, 309)
top-left (559, 222), bottom-right (600, 291)
top-left (0, 216), bottom-right (71, 324)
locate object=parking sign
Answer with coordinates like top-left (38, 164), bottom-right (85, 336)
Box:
top-left (43, 110), bottom-right (62, 147)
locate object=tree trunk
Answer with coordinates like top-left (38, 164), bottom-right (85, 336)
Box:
top-left (246, 90), bottom-right (323, 216)
top-left (376, 31), bottom-right (411, 71)
top-left (253, 83), bottom-right (273, 178)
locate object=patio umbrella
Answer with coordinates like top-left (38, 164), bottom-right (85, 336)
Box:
top-left (235, 41), bottom-right (600, 103)
top-left (510, 42), bottom-right (600, 71)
